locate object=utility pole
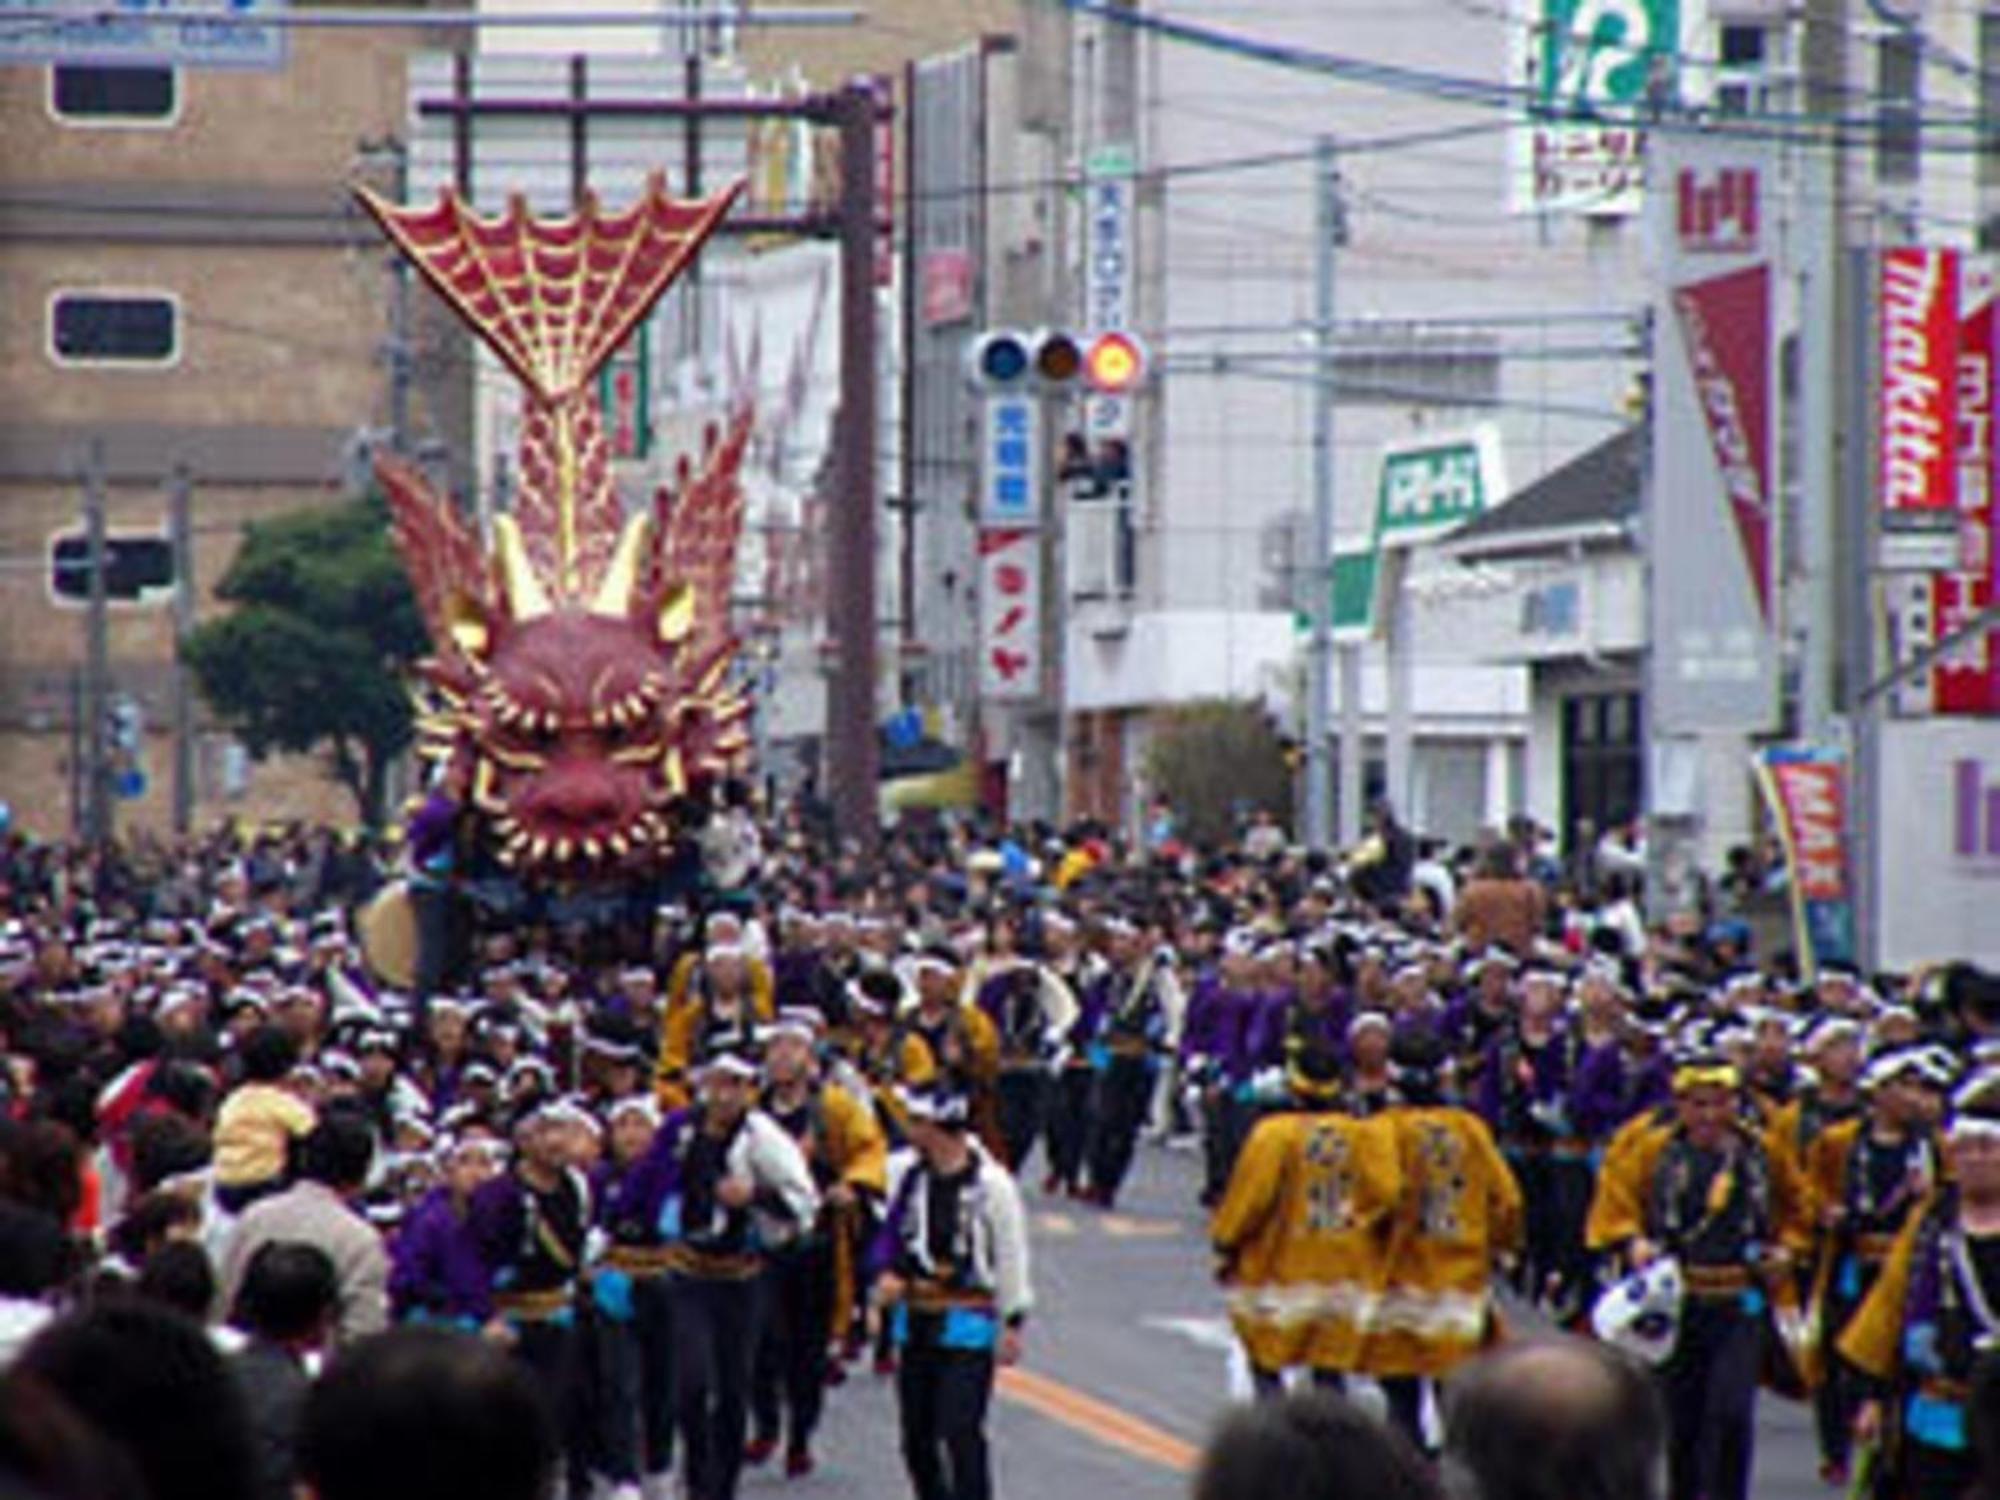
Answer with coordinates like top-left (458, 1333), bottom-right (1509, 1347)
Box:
top-left (1304, 135), bottom-right (1338, 851)
top-left (168, 463), bottom-right (195, 836)
top-left (827, 80), bottom-right (880, 848)
top-left (82, 439), bottom-right (111, 848)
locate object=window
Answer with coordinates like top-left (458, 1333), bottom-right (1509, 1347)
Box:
top-left (1719, 23), bottom-right (1766, 67)
top-left (48, 292), bottom-right (180, 366)
top-left (47, 533), bottom-right (175, 605)
top-left (48, 64), bottom-right (177, 124)
top-left (1877, 33), bottom-right (1922, 185)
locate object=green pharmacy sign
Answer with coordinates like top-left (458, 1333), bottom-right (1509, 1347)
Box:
top-left (1536, 0), bottom-right (1681, 120)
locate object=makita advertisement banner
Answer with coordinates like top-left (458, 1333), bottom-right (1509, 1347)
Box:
top-left (1935, 264), bottom-right (2000, 714)
top-left (1647, 135), bottom-right (1779, 733)
top-left (1753, 746), bottom-right (1856, 979)
top-left (1880, 246), bottom-right (1961, 518)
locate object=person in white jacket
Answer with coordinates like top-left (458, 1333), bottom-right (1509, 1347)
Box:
top-left (870, 1086), bottom-right (1033, 1500)
top-left (643, 1046), bottom-right (818, 1500)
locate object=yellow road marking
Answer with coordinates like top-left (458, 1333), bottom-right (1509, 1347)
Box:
top-left (1100, 1214), bottom-right (1178, 1239)
top-left (998, 1365), bottom-right (1199, 1472)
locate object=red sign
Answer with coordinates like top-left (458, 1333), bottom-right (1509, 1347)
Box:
top-left (920, 249), bottom-right (974, 326)
top-left (1672, 264), bottom-right (1773, 620)
top-left (977, 529), bottom-right (1040, 700)
top-left (1936, 273), bottom-right (1999, 713)
top-left (1767, 757), bottom-right (1850, 902)
top-left (1881, 246), bottom-right (1961, 516)
top-left (1676, 166), bottom-right (1760, 254)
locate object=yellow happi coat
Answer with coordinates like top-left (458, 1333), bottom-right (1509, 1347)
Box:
top-left (1211, 1107), bottom-right (1402, 1373)
top-left (1363, 1104), bottom-right (1524, 1377)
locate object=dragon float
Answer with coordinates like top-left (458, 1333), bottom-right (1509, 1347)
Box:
top-left (353, 174), bottom-right (754, 881)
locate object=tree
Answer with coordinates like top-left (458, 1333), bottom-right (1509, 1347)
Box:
top-left (1142, 698), bottom-right (1294, 849)
top-left (185, 495), bottom-right (426, 828)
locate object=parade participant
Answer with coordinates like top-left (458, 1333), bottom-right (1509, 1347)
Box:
top-left (626, 1046), bottom-right (817, 1500)
top-left (1594, 1053), bottom-right (1809, 1500)
top-left (1478, 969), bottom-right (1588, 1316)
top-left (1343, 1010), bottom-right (1401, 1117)
top-left (1177, 928), bottom-right (1254, 1206)
top-left (971, 914), bottom-right (1077, 1174)
top-left (848, 968), bottom-right (939, 1144)
top-left (655, 930), bottom-right (773, 1111)
top-left (1039, 910), bottom-right (1104, 1201)
top-left (1770, 1015), bottom-right (1868, 1183)
top-left (1081, 916), bottom-right (1182, 1208)
top-left (1803, 1045), bottom-right (1949, 1485)
top-left (464, 1098), bottom-right (595, 1496)
top-left (1364, 1034), bottom-right (1522, 1452)
top-left (387, 1130), bottom-right (506, 1324)
top-left (748, 1009), bottom-right (886, 1478)
top-left (869, 1085), bottom-right (1033, 1500)
top-left (904, 945), bottom-right (1001, 1144)
top-left (1838, 1070), bottom-right (2000, 1500)
top-left (1211, 1047), bottom-right (1403, 1399)
top-left (587, 1092), bottom-right (676, 1500)
top-left (1445, 949), bottom-right (1519, 1089)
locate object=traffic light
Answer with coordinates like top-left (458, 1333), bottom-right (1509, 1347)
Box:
top-left (966, 328), bottom-right (1148, 395)
top-left (48, 533), bottom-right (174, 605)
top-left (1082, 330), bottom-right (1148, 396)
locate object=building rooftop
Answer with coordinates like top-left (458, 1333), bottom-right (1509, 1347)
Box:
top-left (1446, 425), bottom-right (1641, 557)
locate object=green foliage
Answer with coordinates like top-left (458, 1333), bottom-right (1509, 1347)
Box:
top-left (1142, 698), bottom-right (1294, 849)
top-left (185, 495), bottom-right (425, 826)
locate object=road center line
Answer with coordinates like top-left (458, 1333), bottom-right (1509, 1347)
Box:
top-left (997, 1365), bottom-right (1201, 1472)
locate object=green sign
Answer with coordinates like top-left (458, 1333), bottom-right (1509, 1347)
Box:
top-left (1332, 549), bottom-right (1380, 639)
top-left (1375, 437), bottom-right (1492, 545)
top-left (1536, 0), bottom-right (1681, 121)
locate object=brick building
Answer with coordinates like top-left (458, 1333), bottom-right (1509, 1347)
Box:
top-left (0, 25), bottom-right (459, 838)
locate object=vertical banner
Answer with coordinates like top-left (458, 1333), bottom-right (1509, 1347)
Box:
top-left (1753, 746), bottom-right (1856, 978)
top-left (1935, 263), bottom-right (1999, 713)
top-left (1648, 135), bottom-right (1780, 732)
top-left (978, 529), bottom-right (1041, 699)
top-left (1880, 246), bottom-right (1961, 519)
top-left (977, 394), bottom-right (1042, 528)
top-left (1083, 143), bottom-right (1135, 440)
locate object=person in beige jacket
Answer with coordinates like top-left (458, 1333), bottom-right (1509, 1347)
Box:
top-left (217, 1107), bottom-right (387, 1345)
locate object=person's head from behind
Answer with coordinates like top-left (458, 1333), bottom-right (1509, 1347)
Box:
top-left (231, 1241), bottom-right (338, 1351)
top-left (15, 1301), bottom-right (256, 1500)
top-left (297, 1106), bottom-right (374, 1194)
top-left (1442, 1336), bottom-right (1664, 1500)
top-left (131, 1241), bottom-right (214, 1322)
top-left (237, 1024), bottom-right (298, 1085)
top-left (296, 1327), bottom-right (555, 1500)
top-left (1192, 1390), bottom-right (1438, 1500)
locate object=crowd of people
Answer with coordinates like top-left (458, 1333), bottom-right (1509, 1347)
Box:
top-left (0, 793), bottom-right (1997, 1500)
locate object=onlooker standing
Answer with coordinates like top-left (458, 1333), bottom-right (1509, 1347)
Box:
top-left (295, 1326), bottom-right (555, 1500)
top-left (1453, 844), bottom-right (1549, 959)
top-left (230, 1241), bottom-right (340, 1500)
top-left (212, 1026), bottom-right (316, 1215)
top-left (1442, 1337), bottom-right (1665, 1500)
top-left (1192, 1390), bottom-right (1439, 1500)
top-left (217, 1107), bottom-right (386, 1345)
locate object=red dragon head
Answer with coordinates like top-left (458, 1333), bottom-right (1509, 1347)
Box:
top-left (355, 177), bottom-right (752, 877)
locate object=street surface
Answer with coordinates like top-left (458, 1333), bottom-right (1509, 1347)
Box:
top-left (748, 1143), bottom-right (1836, 1499)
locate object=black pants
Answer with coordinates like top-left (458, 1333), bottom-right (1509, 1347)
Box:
top-left (589, 1273), bottom-right (676, 1482)
top-left (669, 1273), bottom-right (765, 1500)
top-left (751, 1239), bottom-right (834, 1455)
top-left (1045, 1065), bottom-right (1095, 1189)
top-left (514, 1317), bottom-right (587, 1497)
top-left (1085, 1054), bottom-right (1154, 1205)
top-left (897, 1340), bottom-right (996, 1500)
top-left (995, 1067), bottom-right (1048, 1173)
top-left (1511, 1149), bottom-right (1592, 1313)
top-left (1250, 1366), bottom-right (1347, 1400)
top-left (1902, 1435), bottom-right (1976, 1500)
top-left (1658, 1297), bottom-right (1762, 1500)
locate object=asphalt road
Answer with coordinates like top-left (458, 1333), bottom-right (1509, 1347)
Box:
top-left (739, 1141), bottom-right (1838, 1500)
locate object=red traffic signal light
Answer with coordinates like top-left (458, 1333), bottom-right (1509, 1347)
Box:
top-left (1084, 331), bottom-right (1147, 395)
